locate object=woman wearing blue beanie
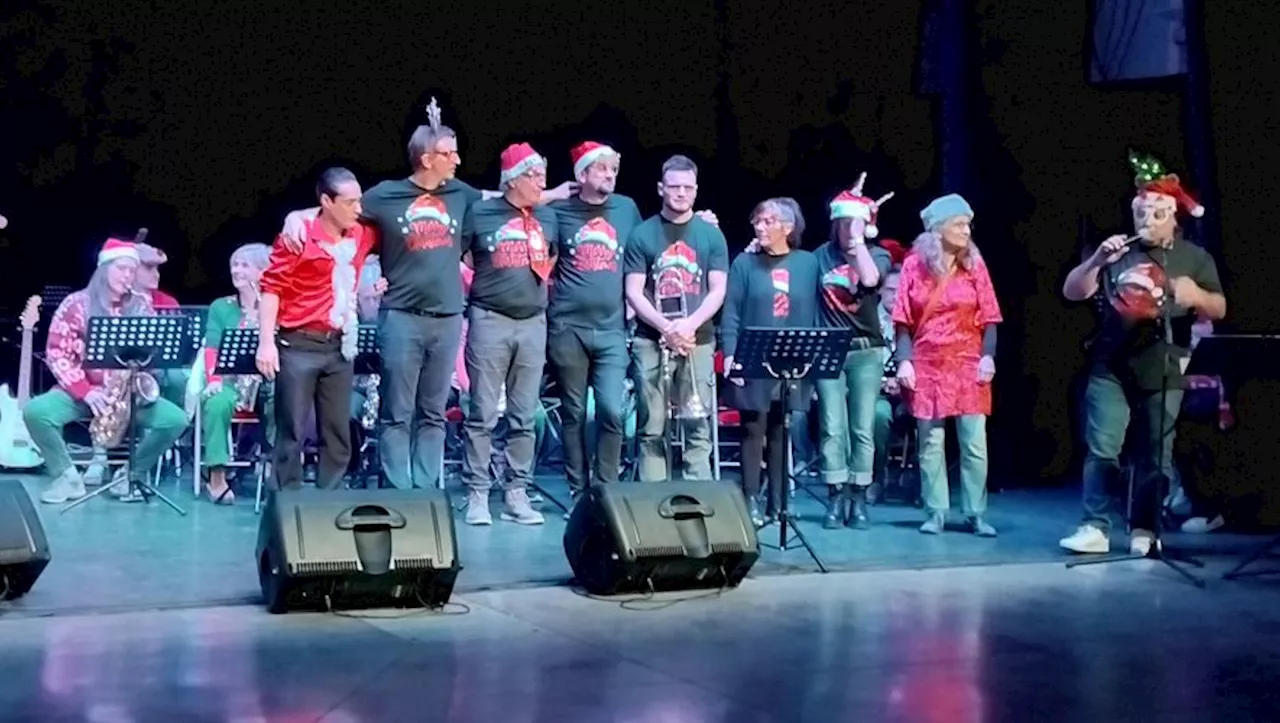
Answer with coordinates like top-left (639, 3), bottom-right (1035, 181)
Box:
top-left (889, 194), bottom-right (1002, 536)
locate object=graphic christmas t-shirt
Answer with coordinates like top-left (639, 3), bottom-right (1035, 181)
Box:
top-left (622, 215), bottom-right (729, 345)
top-left (548, 194), bottom-right (643, 331)
top-left (816, 240), bottom-right (893, 343)
top-left (465, 198), bottom-right (559, 320)
top-left (359, 177), bottom-right (482, 316)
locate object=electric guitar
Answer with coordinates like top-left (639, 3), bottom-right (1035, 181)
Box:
top-left (0, 296), bottom-right (44, 469)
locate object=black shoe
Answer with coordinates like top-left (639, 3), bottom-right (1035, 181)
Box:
top-left (823, 486), bottom-right (845, 529)
top-left (848, 488), bottom-right (870, 530)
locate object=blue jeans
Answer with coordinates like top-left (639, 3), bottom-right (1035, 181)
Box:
top-left (1081, 374), bottom-right (1183, 533)
top-left (815, 347), bottom-right (884, 486)
top-left (377, 309), bottom-right (463, 489)
top-left (461, 309), bottom-right (548, 492)
top-left (917, 415), bottom-right (988, 516)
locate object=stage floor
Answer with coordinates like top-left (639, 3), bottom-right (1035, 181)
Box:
top-left (2, 561), bottom-right (1278, 722)
top-left (0, 471), bottom-right (1272, 617)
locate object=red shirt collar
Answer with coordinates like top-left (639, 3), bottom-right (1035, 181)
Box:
top-left (305, 217), bottom-right (360, 245)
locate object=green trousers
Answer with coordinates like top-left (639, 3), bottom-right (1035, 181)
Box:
top-left (23, 387), bottom-right (189, 480)
top-left (200, 383), bottom-right (276, 468)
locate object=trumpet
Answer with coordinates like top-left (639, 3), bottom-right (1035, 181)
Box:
top-left (653, 268), bottom-right (708, 420)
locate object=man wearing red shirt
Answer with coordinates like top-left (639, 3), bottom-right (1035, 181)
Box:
top-left (256, 168), bottom-right (376, 491)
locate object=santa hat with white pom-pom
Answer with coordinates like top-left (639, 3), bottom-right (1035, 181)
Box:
top-left (1129, 150), bottom-right (1205, 218)
top-left (828, 172), bottom-right (895, 239)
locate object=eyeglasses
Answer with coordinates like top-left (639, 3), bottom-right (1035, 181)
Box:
top-left (430, 150), bottom-right (461, 161)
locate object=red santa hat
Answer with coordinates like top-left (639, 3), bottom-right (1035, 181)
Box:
top-left (878, 239), bottom-right (908, 267)
top-left (828, 172), bottom-right (895, 239)
top-left (1129, 150), bottom-right (1205, 218)
top-left (97, 238), bottom-right (140, 266)
top-left (500, 142), bottom-right (546, 186)
top-left (570, 141), bottom-right (619, 179)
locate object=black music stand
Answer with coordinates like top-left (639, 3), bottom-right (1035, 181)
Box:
top-left (730, 326), bottom-right (855, 573)
top-left (156, 305), bottom-right (207, 367)
top-left (353, 324), bottom-right (381, 489)
top-left (1188, 334), bottom-right (1280, 580)
top-left (62, 315), bottom-right (189, 515)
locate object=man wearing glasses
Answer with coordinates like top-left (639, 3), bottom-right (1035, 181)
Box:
top-left (278, 100), bottom-right (572, 492)
top-left (459, 143), bottom-right (560, 526)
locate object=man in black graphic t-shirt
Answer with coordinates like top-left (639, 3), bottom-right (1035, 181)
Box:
top-left (277, 100), bottom-right (574, 492)
top-left (548, 142), bottom-right (642, 497)
top-left (1059, 152), bottom-right (1226, 558)
top-left (460, 143), bottom-right (559, 528)
top-left (623, 155), bottom-right (729, 482)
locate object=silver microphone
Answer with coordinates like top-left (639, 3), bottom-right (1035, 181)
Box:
top-left (1120, 229), bottom-right (1150, 247)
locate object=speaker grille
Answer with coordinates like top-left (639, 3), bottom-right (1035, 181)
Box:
top-left (635, 546), bottom-right (684, 557)
top-left (711, 543), bottom-right (746, 554)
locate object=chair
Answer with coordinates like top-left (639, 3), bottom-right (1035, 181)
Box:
top-left (710, 351), bottom-right (743, 481)
top-left (439, 403), bottom-right (466, 488)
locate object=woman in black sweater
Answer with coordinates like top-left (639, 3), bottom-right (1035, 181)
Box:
top-left (721, 198), bottom-right (821, 526)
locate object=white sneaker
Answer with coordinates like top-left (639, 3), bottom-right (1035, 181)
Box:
top-left (1129, 529), bottom-right (1154, 556)
top-left (1059, 524), bottom-right (1110, 554)
top-left (39, 468), bottom-right (87, 504)
top-left (464, 489), bottom-right (492, 526)
top-left (1181, 515), bottom-right (1225, 534)
top-left (501, 488), bottom-right (545, 525)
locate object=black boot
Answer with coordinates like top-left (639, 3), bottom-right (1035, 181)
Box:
top-left (847, 485), bottom-right (871, 530)
top-left (823, 485), bottom-right (846, 529)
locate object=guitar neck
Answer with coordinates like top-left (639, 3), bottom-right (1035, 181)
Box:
top-left (17, 329), bottom-right (33, 407)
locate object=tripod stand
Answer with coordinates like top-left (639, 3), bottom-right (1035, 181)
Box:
top-left (731, 326), bottom-right (854, 574)
top-left (62, 314), bottom-right (189, 516)
top-left (1068, 252), bottom-right (1204, 587)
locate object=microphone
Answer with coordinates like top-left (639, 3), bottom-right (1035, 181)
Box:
top-left (134, 227), bottom-right (149, 244)
top-left (1120, 228), bottom-right (1151, 247)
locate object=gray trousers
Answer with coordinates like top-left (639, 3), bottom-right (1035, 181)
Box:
top-left (461, 308), bottom-right (547, 492)
top-left (377, 309), bottom-right (463, 489)
top-left (631, 337), bottom-right (714, 482)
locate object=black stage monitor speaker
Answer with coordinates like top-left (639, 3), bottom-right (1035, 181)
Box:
top-left (257, 487), bottom-right (460, 614)
top-left (0, 480), bottom-right (51, 601)
top-left (564, 481), bottom-right (760, 596)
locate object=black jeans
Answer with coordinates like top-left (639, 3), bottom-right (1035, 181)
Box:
top-left (548, 325), bottom-right (628, 493)
top-left (740, 403), bottom-right (787, 511)
top-left (272, 329), bottom-right (355, 491)
top-left (377, 309), bottom-right (463, 489)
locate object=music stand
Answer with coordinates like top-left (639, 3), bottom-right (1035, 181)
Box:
top-left (730, 326), bottom-right (854, 573)
top-left (1186, 334), bottom-right (1280, 580)
top-left (156, 305), bottom-right (207, 367)
top-left (354, 324), bottom-right (379, 375)
top-left (353, 324), bottom-right (381, 489)
top-left (62, 315), bottom-right (189, 515)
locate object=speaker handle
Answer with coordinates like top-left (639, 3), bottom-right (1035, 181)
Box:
top-left (335, 506), bottom-right (408, 530)
top-left (657, 495), bottom-right (714, 520)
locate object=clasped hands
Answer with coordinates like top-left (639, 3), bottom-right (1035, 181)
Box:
top-left (661, 318), bottom-right (698, 356)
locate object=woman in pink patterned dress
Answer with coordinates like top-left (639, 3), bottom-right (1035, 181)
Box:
top-left (891, 194), bottom-right (1002, 536)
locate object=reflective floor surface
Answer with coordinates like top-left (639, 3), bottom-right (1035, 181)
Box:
top-left (8, 470), bottom-right (1271, 616)
top-left (2, 560), bottom-right (1278, 722)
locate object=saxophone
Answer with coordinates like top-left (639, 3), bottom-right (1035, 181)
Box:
top-left (88, 292), bottom-right (162, 448)
top-left (90, 368), bottom-right (161, 448)
top-left (359, 374), bottom-right (380, 431)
